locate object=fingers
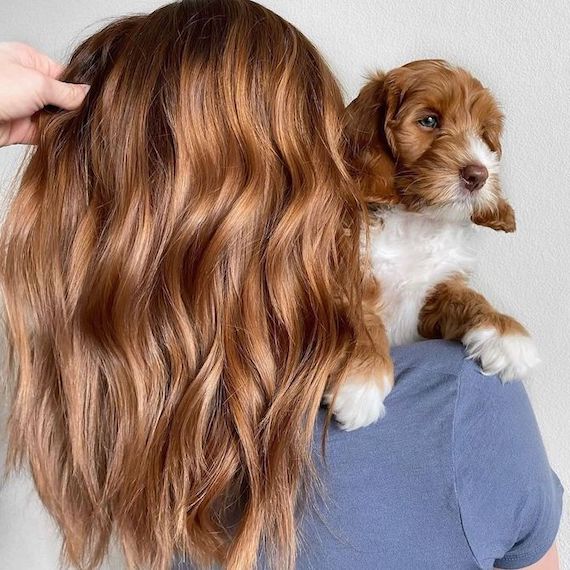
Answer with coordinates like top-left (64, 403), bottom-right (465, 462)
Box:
top-left (27, 48), bottom-right (65, 79)
top-left (0, 42), bottom-right (64, 78)
top-left (42, 77), bottom-right (90, 111)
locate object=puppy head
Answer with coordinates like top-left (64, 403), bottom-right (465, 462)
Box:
top-left (346, 60), bottom-right (515, 231)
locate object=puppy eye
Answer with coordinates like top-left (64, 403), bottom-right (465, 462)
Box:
top-left (418, 115), bottom-right (439, 129)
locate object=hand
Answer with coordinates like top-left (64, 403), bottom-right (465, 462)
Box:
top-left (0, 42), bottom-right (90, 147)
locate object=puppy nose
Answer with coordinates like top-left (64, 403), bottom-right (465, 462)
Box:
top-left (460, 164), bottom-right (489, 192)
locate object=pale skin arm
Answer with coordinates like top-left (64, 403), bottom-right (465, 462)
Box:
top-left (495, 543), bottom-right (559, 570)
top-left (527, 544), bottom-right (560, 569)
top-left (0, 42), bottom-right (89, 147)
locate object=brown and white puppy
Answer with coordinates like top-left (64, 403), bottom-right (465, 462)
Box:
top-left (330, 60), bottom-right (539, 429)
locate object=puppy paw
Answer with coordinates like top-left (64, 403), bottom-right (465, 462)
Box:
top-left (324, 373), bottom-right (393, 431)
top-left (471, 199), bottom-right (516, 233)
top-left (463, 327), bottom-right (540, 382)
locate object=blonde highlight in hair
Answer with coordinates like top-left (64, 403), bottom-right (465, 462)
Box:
top-left (1, 1), bottom-right (365, 568)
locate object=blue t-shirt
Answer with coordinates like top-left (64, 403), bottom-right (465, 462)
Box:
top-left (302, 340), bottom-right (563, 569)
top-left (175, 340), bottom-right (563, 569)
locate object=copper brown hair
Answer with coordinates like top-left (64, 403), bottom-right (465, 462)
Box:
top-left (0, 1), bottom-right (366, 568)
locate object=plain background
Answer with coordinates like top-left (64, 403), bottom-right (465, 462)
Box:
top-left (1, 1), bottom-right (569, 568)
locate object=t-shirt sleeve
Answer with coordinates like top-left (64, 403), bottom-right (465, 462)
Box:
top-left (452, 359), bottom-right (564, 569)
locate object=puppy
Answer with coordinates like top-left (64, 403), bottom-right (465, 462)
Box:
top-left (329, 60), bottom-right (540, 430)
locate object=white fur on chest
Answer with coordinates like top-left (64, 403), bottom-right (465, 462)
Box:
top-left (368, 207), bottom-right (476, 345)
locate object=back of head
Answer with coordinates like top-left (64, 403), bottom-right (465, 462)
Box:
top-left (0, 1), bottom-right (364, 568)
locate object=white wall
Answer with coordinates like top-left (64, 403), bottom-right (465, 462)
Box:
top-left (1, 0), bottom-right (569, 568)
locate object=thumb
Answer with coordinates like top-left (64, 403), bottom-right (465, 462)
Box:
top-left (42, 78), bottom-right (90, 111)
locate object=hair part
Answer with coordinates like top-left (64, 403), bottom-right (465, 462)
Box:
top-left (0, 1), bottom-right (365, 568)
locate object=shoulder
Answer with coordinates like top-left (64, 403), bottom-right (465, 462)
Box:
top-left (391, 337), bottom-right (469, 377)
top-left (359, 340), bottom-right (562, 569)
top-left (445, 344), bottom-right (564, 569)
top-left (320, 341), bottom-right (562, 569)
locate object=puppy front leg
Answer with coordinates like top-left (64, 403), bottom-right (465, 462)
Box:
top-left (326, 277), bottom-right (394, 431)
top-left (419, 275), bottom-right (540, 381)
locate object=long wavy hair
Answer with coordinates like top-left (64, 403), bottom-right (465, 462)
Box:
top-left (0, 1), bottom-right (365, 569)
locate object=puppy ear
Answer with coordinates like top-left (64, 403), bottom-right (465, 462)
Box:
top-left (381, 68), bottom-right (409, 157)
top-left (344, 71), bottom-right (404, 206)
top-left (484, 128), bottom-right (503, 159)
top-left (345, 70), bottom-right (402, 159)
top-left (480, 88), bottom-right (504, 159)
top-left (346, 73), bottom-right (387, 154)
top-left (471, 197), bottom-right (516, 232)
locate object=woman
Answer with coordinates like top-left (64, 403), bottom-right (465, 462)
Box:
top-left (0, 2), bottom-right (365, 569)
top-left (0, 1), bottom-right (562, 569)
